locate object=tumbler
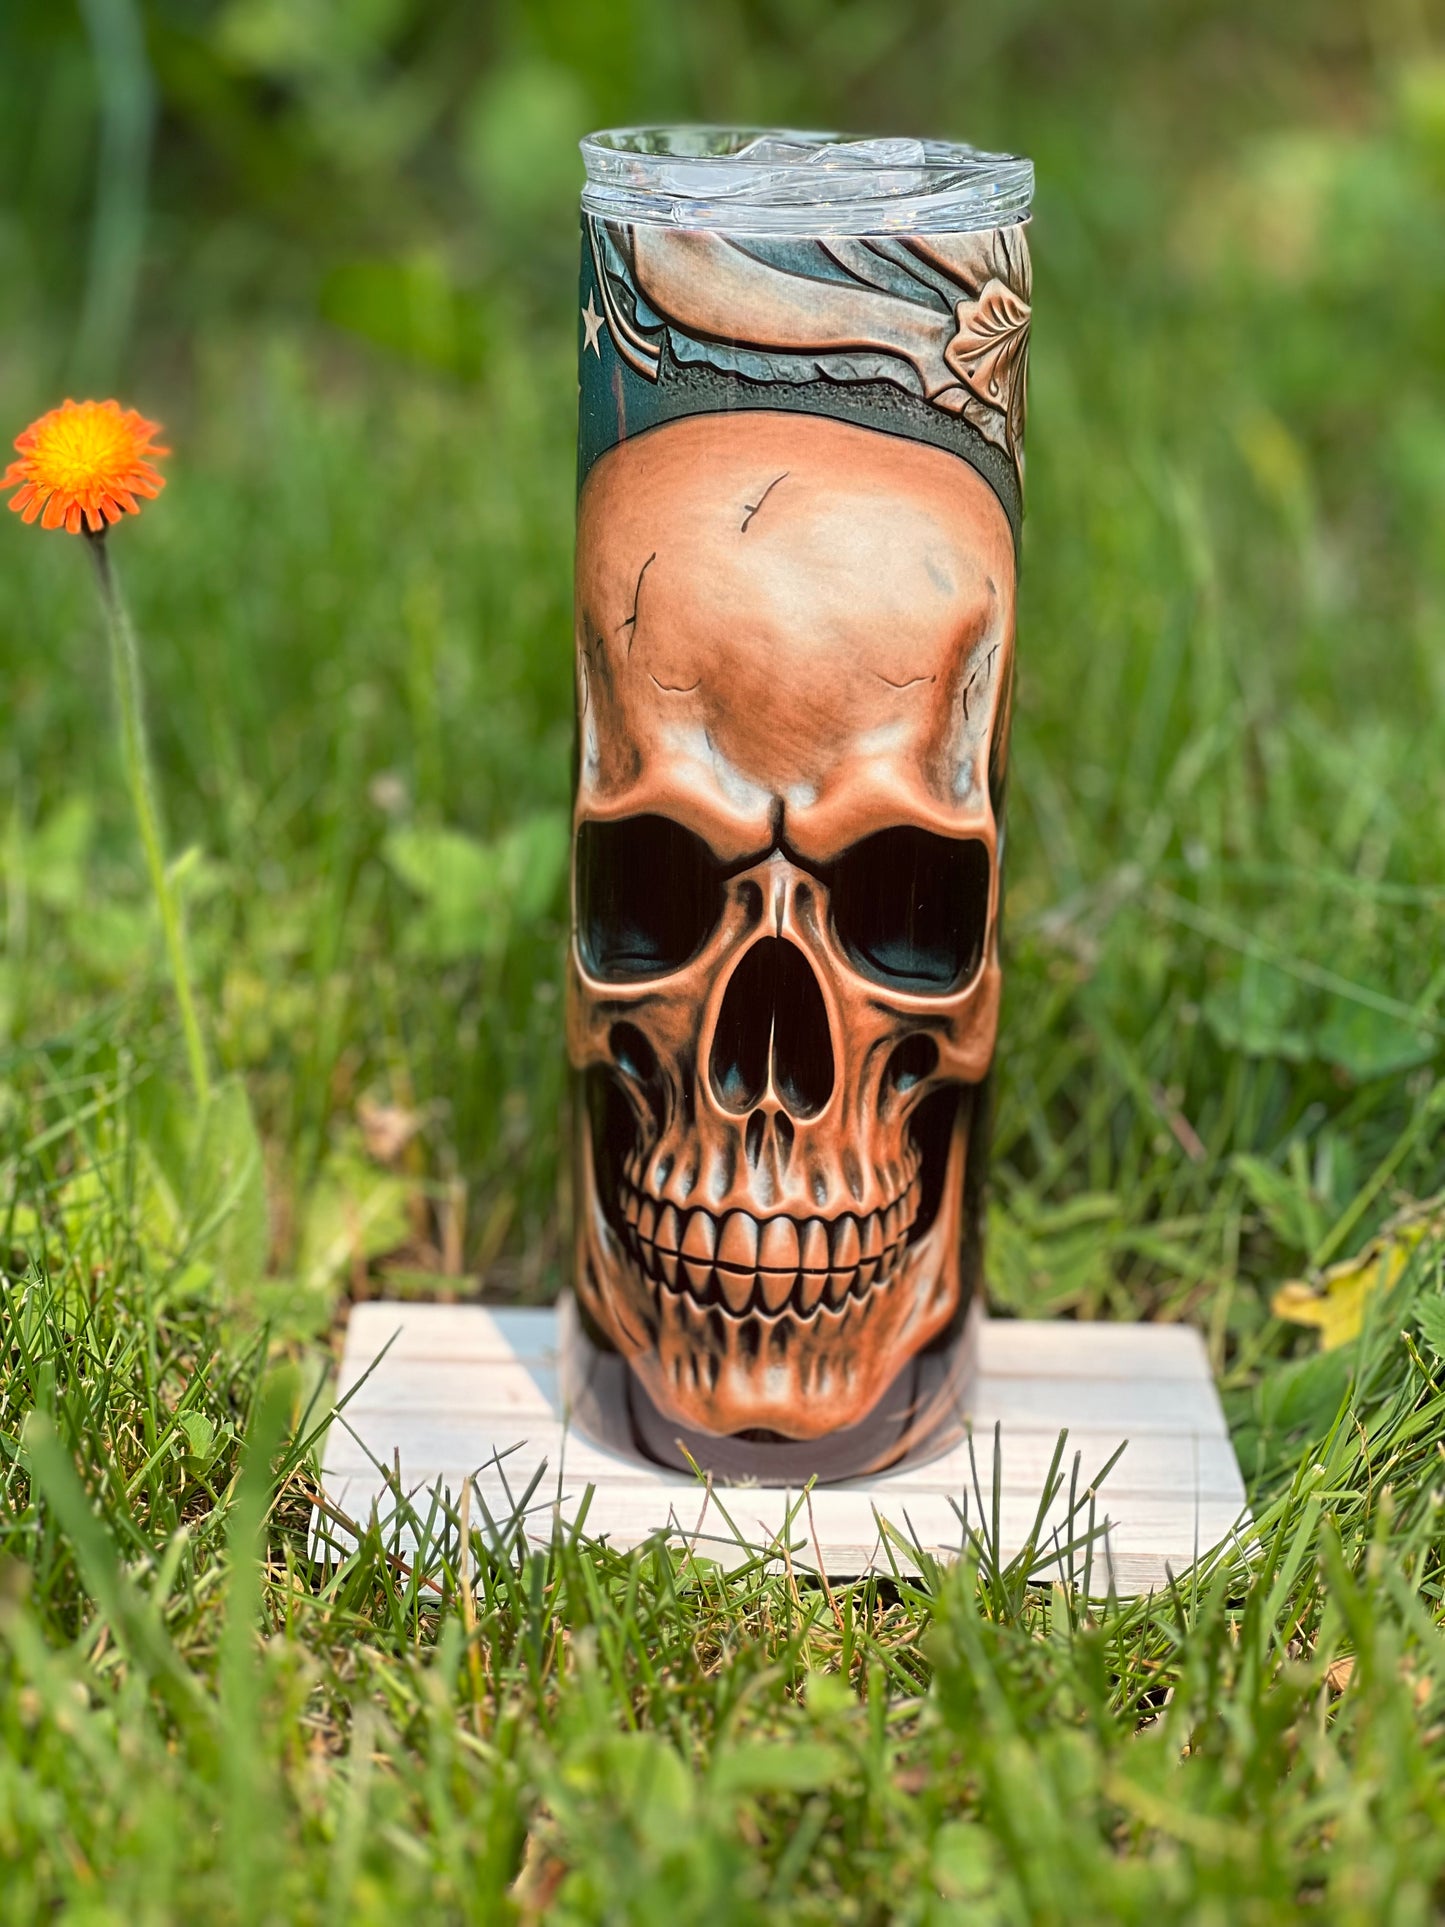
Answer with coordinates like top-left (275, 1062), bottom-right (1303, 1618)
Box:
top-left (564, 128), bottom-right (1033, 1482)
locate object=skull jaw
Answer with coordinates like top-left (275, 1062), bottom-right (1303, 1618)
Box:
top-left (620, 1296), bottom-right (979, 1482)
top-left (571, 1088), bottom-right (976, 1460)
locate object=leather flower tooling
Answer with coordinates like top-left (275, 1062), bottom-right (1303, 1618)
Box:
top-left (586, 215), bottom-right (1032, 500)
top-left (943, 277), bottom-right (1031, 474)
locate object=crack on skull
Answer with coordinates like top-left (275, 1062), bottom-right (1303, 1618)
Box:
top-left (875, 671), bottom-right (936, 690)
top-left (618, 552), bottom-right (656, 655)
top-left (960, 643), bottom-right (1001, 724)
top-left (740, 472), bottom-right (788, 532)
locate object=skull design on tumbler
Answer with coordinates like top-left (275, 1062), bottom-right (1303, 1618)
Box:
top-left (569, 162), bottom-right (1031, 1477)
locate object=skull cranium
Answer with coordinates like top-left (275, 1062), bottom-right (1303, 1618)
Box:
top-left (568, 409), bottom-right (1014, 1456)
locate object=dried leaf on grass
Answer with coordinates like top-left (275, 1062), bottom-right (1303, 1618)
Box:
top-left (357, 1096), bottom-right (425, 1166)
top-left (1272, 1194), bottom-right (1445, 1349)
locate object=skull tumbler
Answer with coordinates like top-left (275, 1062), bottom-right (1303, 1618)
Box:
top-left (565, 129), bottom-right (1033, 1482)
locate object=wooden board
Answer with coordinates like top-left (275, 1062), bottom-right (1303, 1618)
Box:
top-left (319, 1299), bottom-right (1250, 1595)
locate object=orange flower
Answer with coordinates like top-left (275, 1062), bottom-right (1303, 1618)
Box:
top-left (4, 398), bottom-right (168, 535)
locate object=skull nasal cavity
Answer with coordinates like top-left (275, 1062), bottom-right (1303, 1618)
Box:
top-left (709, 938), bottom-right (833, 1120)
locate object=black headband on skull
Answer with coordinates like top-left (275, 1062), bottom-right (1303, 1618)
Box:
top-left (577, 212), bottom-right (1030, 542)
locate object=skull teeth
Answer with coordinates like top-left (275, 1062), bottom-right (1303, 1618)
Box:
top-left (679, 1211), bottom-right (716, 1262)
top-left (617, 1178), bottom-right (921, 1322)
top-left (800, 1218), bottom-right (830, 1274)
top-left (796, 1268), bottom-right (827, 1315)
top-left (717, 1210), bottom-right (759, 1272)
top-left (832, 1215), bottom-right (861, 1270)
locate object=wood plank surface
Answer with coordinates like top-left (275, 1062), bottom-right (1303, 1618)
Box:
top-left (320, 1300), bottom-right (1250, 1593)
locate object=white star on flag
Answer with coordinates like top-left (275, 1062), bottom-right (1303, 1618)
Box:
top-left (581, 293), bottom-right (605, 356)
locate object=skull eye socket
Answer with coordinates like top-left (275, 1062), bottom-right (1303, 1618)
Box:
top-left (830, 826), bottom-right (990, 993)
top-left (577, 813), bottom-right (724, 981)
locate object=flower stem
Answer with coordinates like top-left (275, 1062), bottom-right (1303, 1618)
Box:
top-left (87, 531), bottom-right (212, 1107)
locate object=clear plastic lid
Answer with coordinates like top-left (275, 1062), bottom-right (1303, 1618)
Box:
top-left (580, 126), bottom-right (1033, 235)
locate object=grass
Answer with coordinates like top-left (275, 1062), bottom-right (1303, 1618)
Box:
top-left (4, 3), bottom-right (1445, 1918)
